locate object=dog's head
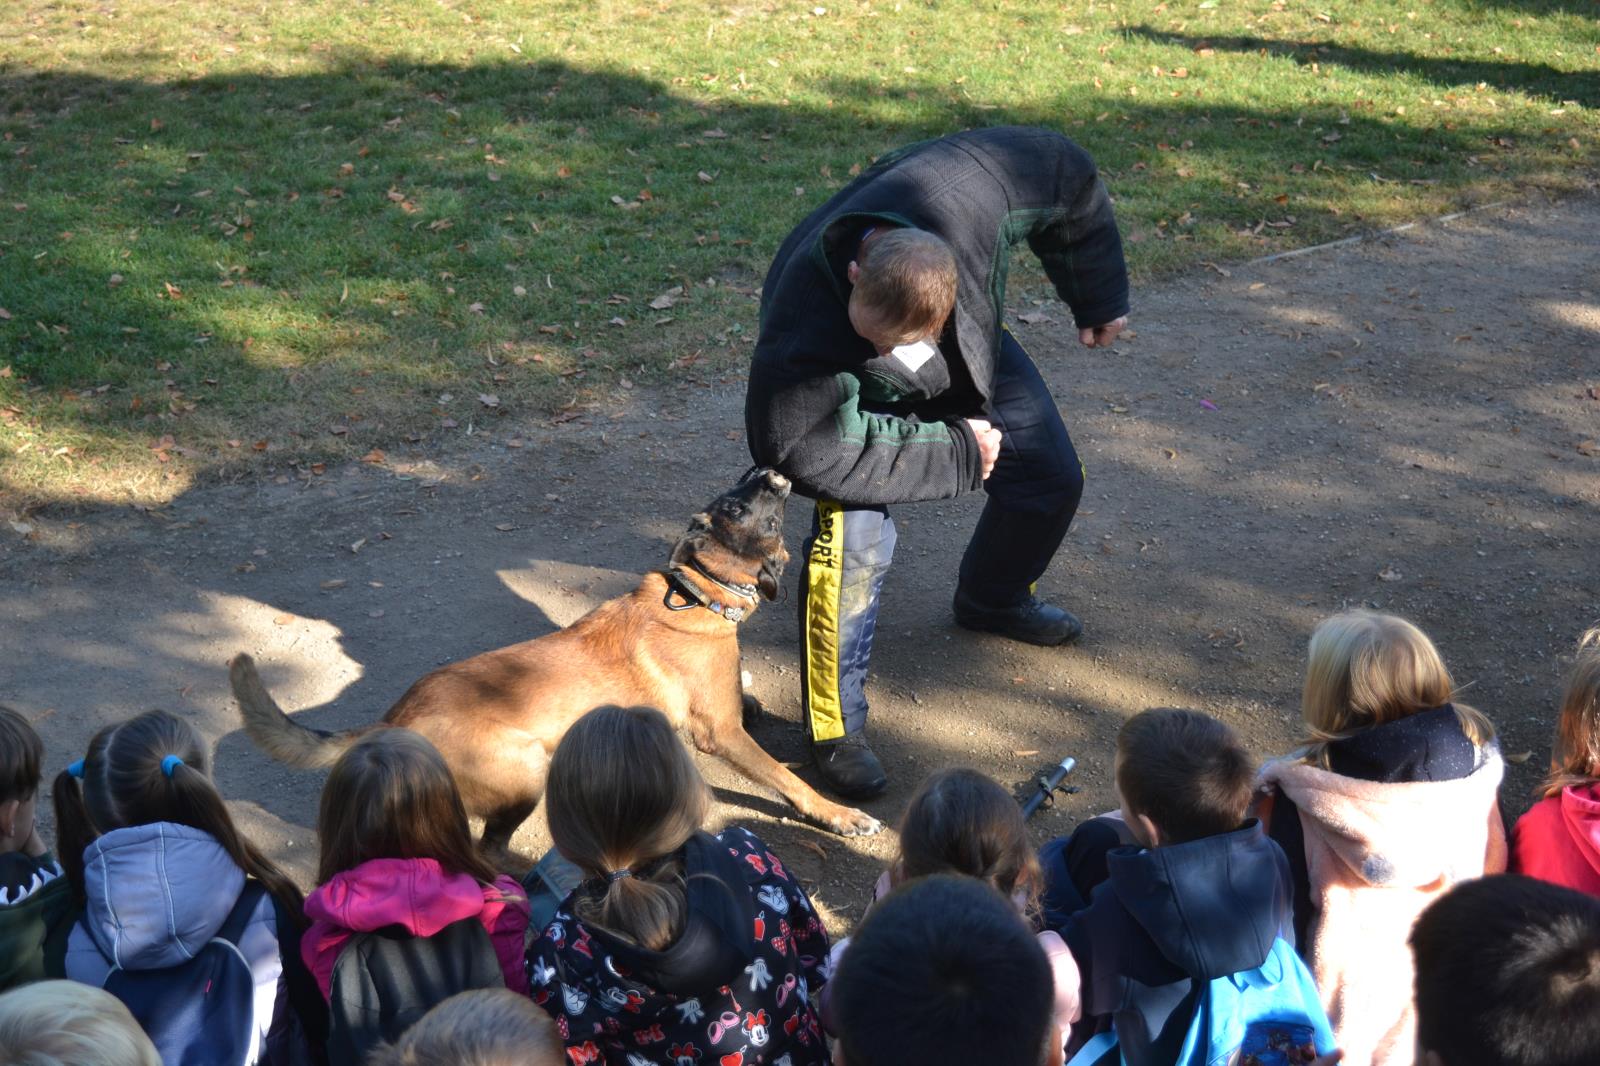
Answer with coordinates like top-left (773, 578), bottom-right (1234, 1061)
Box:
top-left (671, 468), bottom-right (791, 600)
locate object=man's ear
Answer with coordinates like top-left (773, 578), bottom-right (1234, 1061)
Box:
top-left (846, 260), bottom-right (861, 285)
top-left (0, 799), bottom-right (18, 841)
top-left (757, 553), bottom-right (785, 601)
top-left (670, 513), bottom-right (713, 567)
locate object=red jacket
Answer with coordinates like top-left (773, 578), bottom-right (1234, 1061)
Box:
top-left (1510, 783), bottom-right (1600, 896)
top-left (302, 857), bottom-right (530, 997)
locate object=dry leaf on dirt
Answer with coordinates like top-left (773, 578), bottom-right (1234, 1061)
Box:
top-left (321, 579), bottom-right (347, 590)
top-left (1578, 440), bottom-right (1600, 457)
top-left (361, 449), bottom-right (386, 464)
top-left (1377, 565), bottom-right (1403, 582)
top-left (1017, 310), bottom-right (1052, 325)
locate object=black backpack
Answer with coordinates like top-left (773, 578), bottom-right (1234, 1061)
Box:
top-left (102, 883), bottom-right (266, 1066)
top-left (326, 917), bottom-right (506, 1061)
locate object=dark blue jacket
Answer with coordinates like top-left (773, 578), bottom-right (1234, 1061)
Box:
top-left (1062, 820), bottom-right (1293, 1066)
top-left (746, 126), bottom-right (1129, 506)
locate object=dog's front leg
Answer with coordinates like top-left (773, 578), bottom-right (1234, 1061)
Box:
top-left (695, 717), bottom-right (882, 838)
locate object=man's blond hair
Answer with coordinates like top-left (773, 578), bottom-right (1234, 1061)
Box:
top-left (0, 981), bottom-right (161, 1066)
top-left (368, 989), bottom-right (565, 1066)
top-left (853, 228), bottom-right (958, 344)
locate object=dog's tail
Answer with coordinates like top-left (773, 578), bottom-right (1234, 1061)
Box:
top-left (229, 653), bottom-right (369, 770)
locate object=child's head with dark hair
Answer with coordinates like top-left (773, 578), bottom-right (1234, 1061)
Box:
top-left (831, 875), bottom-right (1059, 1066)
top-left (1411, 874), bottom-right (1600, 1066)
top-left (1115, 708), bottom-right (1254, 847)
top-left (894, 767), bottom-right (1042, 916)
top-left (317, 727), bottom-right (500, 888)
top-left (51, 709), bottom-right (302, 916)
top-left (545, 705), bottom-right (710, 952)
top-left (0, 707), bottom-right (44, 854)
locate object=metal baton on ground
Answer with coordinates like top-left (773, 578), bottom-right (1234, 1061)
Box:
top-left (1021, 755), bottom-right (1077, 820)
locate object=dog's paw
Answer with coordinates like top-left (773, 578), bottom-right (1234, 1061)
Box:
top-left (829, 807), bottom-right (884, 838)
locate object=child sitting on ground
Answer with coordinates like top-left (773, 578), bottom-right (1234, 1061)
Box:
top-left (53, 709), bottom-right (325, 1064)
top-left (0, 707), bottom-right (71, 992)
top-left (0, 979), bottom-right (161, 1066)
top-left (1056, 708), bottom-right (1333, 1066)
top-left (826, 767), bottom-right (1077, 1036)
top-left (1255, 609), bottom-right (1505, 1066)
top-left (302, 727), bottom-right (529, 1059)
top-left (1511, 627), bottom-right (1600, 895)
top-left (526, 704), bottom-right (830, 1066)
top-left (830, 874), bottom-right (1061, 1066)
top-left (1410, 874), bottom-right (1600, 1066)
top-left (367, 988), bottom-right (564, 1066)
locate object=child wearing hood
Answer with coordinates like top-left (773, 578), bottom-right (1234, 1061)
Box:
top-left (1511, 627), bottom-right (1600, 895)
top-left (1255, 610), bottom-right (1506, 1066)
top-left (1059, 708), bottom-right (1331, 1065)
top-left (0, 707), bottom-right (72, 993)
top-left (53, 709), bottom-right (326, 1064)
top-left (526, 705), bottom-right (830, 1066)
top-left (302, 728), bottom-right (531, 1002)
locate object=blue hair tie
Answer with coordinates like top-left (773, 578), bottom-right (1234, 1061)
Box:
top-left (606, 869), bottom-right (633, 883)
top-left (66, 759), bottom-right (85, 779)
top-left (160, 754), bottom-right (185, 778)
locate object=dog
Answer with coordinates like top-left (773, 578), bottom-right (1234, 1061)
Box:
top-left (229, 468), bottom-right (882, 848)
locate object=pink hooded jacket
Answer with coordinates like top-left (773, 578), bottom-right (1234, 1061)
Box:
top-left (302, 857), bottom-right (530, 998)
top-left (1510, 782), bottom-right (1600, 896)
top-left (1256, 752), bottom-right (1505, 1066)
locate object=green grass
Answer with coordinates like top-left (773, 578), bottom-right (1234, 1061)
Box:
top-left (2, 0), bottom-right (1595, 506)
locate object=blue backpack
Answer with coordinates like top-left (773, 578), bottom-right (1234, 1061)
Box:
top-left (102, 883), bottom-right (267, 1066)
top-left (1067, 938), bottom-right (1335, 1066)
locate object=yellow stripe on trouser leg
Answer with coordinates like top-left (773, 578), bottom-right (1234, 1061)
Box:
top-left (804, 500), bottom-right (846, 742)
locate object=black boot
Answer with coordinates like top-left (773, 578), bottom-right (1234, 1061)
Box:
top-left (953, 588), bottom-right (1084, 646)
top-left (811, 732), bottom-right (889, 800)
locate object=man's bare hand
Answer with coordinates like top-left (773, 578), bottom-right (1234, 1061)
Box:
top-left (1078, 316), bottom-right (1128, 349)
top-left (965, 418), bottom-right (1003, 480)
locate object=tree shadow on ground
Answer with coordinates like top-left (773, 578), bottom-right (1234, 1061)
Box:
top-left (1, 52), bottom-right (1585, 508)
top-left (1124, 26), bottom-right (1599, 108)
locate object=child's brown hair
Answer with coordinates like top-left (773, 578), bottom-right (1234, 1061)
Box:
top-left (1541, 627), bottom-right (1600, 799)
top-left (893, 767), bottom-right (1042, 919)
top-left (1117, 708), bottom-right (1255, 845)
top-left (0, 706), bottom-right (42, 807)
top-left (544, 705), bottom-right (710, 952)
top-left (851, 228), bottom-right (958, 345)
top-left (51, 709), bottom-right (302, 916)
top-left (315, 727), bottom-right (500, 887)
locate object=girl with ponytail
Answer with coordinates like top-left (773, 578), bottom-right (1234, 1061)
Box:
top-left (53, 709), bottom-right (326, 1064)
top-left (528, 705), bottom-right (831, 1066)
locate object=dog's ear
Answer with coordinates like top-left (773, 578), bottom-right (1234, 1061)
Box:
top-left (671, 513), bottom-right (714, 566)
top-left (757, 552), bottom-right (785, 601)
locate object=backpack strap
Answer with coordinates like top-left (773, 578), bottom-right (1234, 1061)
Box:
top-left (1066, 1030), bottom-right (1119, 1066)
top-left (215, 882), bottom-right (270, 948)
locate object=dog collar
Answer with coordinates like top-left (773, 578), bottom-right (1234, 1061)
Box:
top-left (663, 565), bottom-right (756, 623)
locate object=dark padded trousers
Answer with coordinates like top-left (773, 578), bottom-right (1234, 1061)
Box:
top-left (798, 329), bottom-right (1086, 741)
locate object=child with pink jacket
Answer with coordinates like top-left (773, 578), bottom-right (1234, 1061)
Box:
top-left (1255, 610), bottom-right (1506, 1066)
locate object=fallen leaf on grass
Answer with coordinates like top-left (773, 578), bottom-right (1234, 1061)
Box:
top-left (468, 302), bottom-right (486, 314)
top-left (361, 448), bottom-right (386, 464)
top-left (697, 170), bottom-right (715, 183)
top-left (329, 424), bottom-right (349, 436)
top-left (650, 286), bottom-right (683, 310)
top-left (1201, 261), bottom-right (1231, 277)
top-left (0, 308), bottom-right (10, 320)
top-left (477, 393), bottom-right (500, 408)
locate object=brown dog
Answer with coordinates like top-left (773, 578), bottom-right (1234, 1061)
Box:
top-left (229, 468), bottom-right (882, 849)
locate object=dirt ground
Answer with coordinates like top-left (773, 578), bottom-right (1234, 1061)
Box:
top-left (4, 193), bottom-right (1598, 929)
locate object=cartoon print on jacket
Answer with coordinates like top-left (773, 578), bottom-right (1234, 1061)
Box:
top-left (528, 829), bottom-right (829, 1066)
